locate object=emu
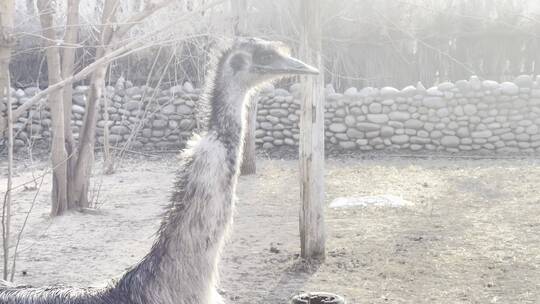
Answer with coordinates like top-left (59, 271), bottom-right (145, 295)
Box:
top-left (0, 38), bottom-right (317, 304)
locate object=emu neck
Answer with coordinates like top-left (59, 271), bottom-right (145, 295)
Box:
top-left (208, 78), bottom-right (250, 155)
top-left (118, 64), bottom-right (252, 304)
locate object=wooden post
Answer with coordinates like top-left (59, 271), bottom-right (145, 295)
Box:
top-left (299, 0), bottom-right (325, 260)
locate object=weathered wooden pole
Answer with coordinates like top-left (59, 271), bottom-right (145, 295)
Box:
top-left (299, 0), bottom-right (325, 260)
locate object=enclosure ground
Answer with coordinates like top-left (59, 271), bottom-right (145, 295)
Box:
top-left (0, 155), bottom-right (539, 303)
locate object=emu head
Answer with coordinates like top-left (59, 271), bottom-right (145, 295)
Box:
top-left (221, 37), bottom-right (319, 89)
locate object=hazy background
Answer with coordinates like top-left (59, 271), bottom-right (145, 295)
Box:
top-left (10, 0), bottom-right (540, 90)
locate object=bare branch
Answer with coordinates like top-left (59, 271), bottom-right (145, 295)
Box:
top-left (0, 0), bottom-right (226, 133)
top-left (112, 0), bottom-right (173, 41)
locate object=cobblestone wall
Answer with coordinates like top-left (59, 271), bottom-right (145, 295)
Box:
top-left (3, 75), bottom-right (540, 154)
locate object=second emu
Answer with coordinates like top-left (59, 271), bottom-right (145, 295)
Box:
top-left (0, 38), bottom-right (318, 304)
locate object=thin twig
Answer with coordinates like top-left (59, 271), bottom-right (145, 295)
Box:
top-left (2, 73), bottom-right (14, 281)
top-left (9, 171), bottom-right (46, 282)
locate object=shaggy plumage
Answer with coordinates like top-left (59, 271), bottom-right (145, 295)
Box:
top-left (0, 38), bottom-right (317, 304)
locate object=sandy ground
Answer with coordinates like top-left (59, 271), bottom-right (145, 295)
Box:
top-left (0, 154), bottom-right (539, 304)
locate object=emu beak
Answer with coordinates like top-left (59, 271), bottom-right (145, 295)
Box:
top-left (280, 56), bottom-right (319, 75)
top-left (256, 56), bottom-right (319, 75)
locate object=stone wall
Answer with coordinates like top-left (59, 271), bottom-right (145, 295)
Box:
top-left (1, 79), bottom-right (202, 151)
top-left (258, 75), bottom-right (540, 154)
top-left (3, 75), bottom-right (540, 154)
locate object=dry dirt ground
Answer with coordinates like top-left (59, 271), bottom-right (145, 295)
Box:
top-left (0, 154), bottom-right (539, 304)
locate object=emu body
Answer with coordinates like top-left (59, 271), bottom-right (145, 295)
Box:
top-left (0, 38), bottom-right (317, 304)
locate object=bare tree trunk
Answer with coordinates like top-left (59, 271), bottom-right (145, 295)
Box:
top-left (61, 0), bottom-right (80, 208)
top-left (1, 0), bottom-right (15, 280)
top-left (37, 0), bottom-right (69, 216)
top-left (71, 70), bottom-right (106, 208)
top-left (70, 0), bottom-right (117, 208)
top-left (71, 85), bottom-right (95, 207)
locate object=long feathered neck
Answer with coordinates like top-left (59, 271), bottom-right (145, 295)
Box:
top-left (206, 50), bottom-right (252, 157)
top-left (116, 50), bottom-right (252, 304)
